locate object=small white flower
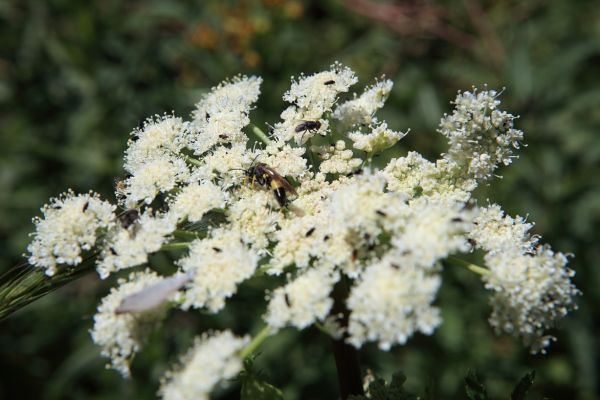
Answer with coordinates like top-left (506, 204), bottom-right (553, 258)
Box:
top-left (262, 141), bottom-right (309, 179)
top-left (90, 270), bottom-right (166, 377)
top-left (27, 191), bottom-right (116, 276)
top-left (124, 115), bottom-right (185, 173)
top-left (387, 195), bottom-right (472, 270)
top-left (159, 331), bottom-right (249, 400)
top-left (318, 140), bottom-right (362, 175)
top-left (97, 211), bottom-right (177, 279)
top-left (347, 260), bottom-right (442, 350)
top-left (188, 75), bottom-right (262, 156)
top-left (469, 204), bottom-right (579, 352)
top-left (124, 154), bottom-right (190, 206)
top-left (265, 266), bottom-right (339, 330)
top-left (470, 204), bottom-right (537, 255)
top-left (334, 79), bottom-right (393, 128)
top-left (178, 229), bottom-right (259, 312)
top-left (227, 190), bottom-right (281, 251)
top-left (349, 122), bottom-right (407, 154)
top-left (438, 88), bottom-right (523, 180)
top-left (273, 62), bottom-right (357, 144)
top-left (483, 246), bottom-right (579, 353)
top-left (170, 181), bottom-right (227, 223)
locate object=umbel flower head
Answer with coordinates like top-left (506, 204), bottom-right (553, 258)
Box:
top-left (26, 63), bottom-right (580, 398)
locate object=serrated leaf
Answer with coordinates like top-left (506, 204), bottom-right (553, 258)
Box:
top-left (464, 370), bottom-right (487, 400)
top-left (511, 371), bottom-right (535, 400)
top-left (349, 372), bottom-right (416, 400)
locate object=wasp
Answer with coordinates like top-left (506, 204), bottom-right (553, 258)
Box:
top-left (245, 163), bottom-right (297, 207)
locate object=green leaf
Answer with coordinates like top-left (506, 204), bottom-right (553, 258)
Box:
top-left (511, 371), bottom-right (536, 400)
top-left (349, 372), bottom-right (416, 400)
top-left (464, 370), bottom-right (488, 400)
top-left (240, 357), bottom-right (284, 400)
top-left (241, 376), bottom-right (284, 400)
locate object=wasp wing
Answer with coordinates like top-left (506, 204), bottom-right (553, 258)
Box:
top-left (115, 271), bottom-right (193, 314)
top-left (268, 170), bottom-right (298, 195)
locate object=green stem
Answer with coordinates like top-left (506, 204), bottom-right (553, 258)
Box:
top-left (160, 242), bottom-right (191, 251)
top-left (183, 154), bottom-right (203, 167)
top-left (239, 325), bottom-right (272, 359)
top-left (173, 230), bottom-right (201, 240)
top-left (449, 256), bottom-right (491, 276)
top-left (251, 125), bottom-right (272, 146)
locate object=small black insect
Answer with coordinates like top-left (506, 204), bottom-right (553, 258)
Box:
top-left (305, 227), bottom-right (316, 237)
top-left (109, 247), bottom-right (118, 256)
top-left (376, 210), bottom-right (387, 217)
top-left (82, 201), bottom-right (89, 212)
top-left (295, 120), bottom-right (321, 134)
top-left (212, 247), bottom-right (222, 253)
top-left (324, 80), bottom-right (335, 85)
top-left (284, 293), bottom-right (291, 307)
top-left (119, 209), bottom-right (140, 229)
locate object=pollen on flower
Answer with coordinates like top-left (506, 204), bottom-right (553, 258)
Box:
top-left (90, 270), bottom-right (166, 377)
top-left (27, 191), bottom-right (116, 276)
top-left (159, 331), bottom-right (249, 400)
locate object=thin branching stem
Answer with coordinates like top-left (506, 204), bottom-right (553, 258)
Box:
top-left (449, 256), bottom-right (491, 276)
top-left (251, 125), bottom-right (272, 146)
top-left (239, 325), bottom-right (272, 359)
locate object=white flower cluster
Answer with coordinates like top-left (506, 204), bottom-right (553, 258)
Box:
top-left (178, 228), bottom-right (259, 312)
top-left (470, 205), bottom-right (580, 353)
top-left (25, 64), bottom-right (579, 397)
top-left (159, 331), bottom-right (248, 400)
top-left (188, 75), bottom-right (262, 155)
top-left (27, 191), bottom-right (115, 276)
top-left (273, 62), bottom-right (358, 144)
top-left (123, 115), bottom-right (189, 206)
top-left (96, 210), bottom-right (177, 279)
top-left (334, 79), bottom-right (393, 128)
top-left (90, 270), bottom-right (166, 377)
top-left (438, 88), bottom-right (524, 180)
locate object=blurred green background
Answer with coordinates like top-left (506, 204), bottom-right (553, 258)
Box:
top-left (1, 0), bottom-right (599, 398)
